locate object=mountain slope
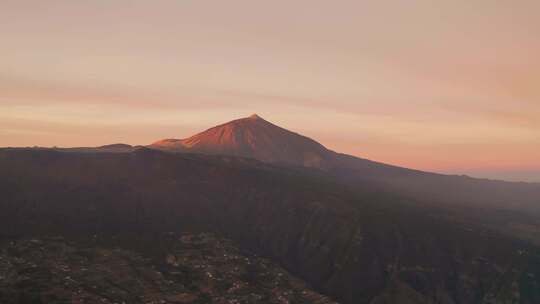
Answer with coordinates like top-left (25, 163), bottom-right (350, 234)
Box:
top-left (150, 114), bottom-right (540, 216)
top-left (3, 116), bottom-right (540, 303)
top-left (1, 148), bottom-right (540, 304)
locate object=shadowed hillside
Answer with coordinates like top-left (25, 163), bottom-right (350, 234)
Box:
top-left (1, 148), bottom-right (539, 304)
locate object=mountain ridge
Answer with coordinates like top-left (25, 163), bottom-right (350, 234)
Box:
top-left (149, 114), bottom-right (540, 215)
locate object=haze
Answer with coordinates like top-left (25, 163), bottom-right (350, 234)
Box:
top-left (1, 0), bottom-right (539, 182)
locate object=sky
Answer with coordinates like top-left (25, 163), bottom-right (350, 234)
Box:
top-left (1, 0), bottom-right (539, 182)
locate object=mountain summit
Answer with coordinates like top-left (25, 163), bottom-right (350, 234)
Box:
top-left (150, 114), bottom-right (335, 168)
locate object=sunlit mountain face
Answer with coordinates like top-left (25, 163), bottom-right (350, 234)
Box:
top-left (151, 114), bottom-right (336, 168)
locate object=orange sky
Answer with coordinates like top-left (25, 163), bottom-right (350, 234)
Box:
top-left (1, 1), bottom-right (539, 182)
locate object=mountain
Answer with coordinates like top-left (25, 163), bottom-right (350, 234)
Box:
top-left (150, 114), bottom-right (336, 168)
top-left (151, 114), bottom-right (540, 217)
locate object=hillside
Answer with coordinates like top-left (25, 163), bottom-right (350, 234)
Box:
top-left (0, 233), bottom-right (337, 304)
top-left (1, 148), bottom-right (539, 304)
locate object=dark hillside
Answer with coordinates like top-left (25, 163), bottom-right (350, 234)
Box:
top-left (1, 149), bottom-right (539, 304)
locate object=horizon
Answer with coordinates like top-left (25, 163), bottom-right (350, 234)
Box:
top-left (1, 1), bottom-right (539, 182)
top-left (3, 113), bottom-right (539, 184)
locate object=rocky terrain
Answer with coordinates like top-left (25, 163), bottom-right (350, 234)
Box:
top-left (0, 232), bottom-right (337, 304)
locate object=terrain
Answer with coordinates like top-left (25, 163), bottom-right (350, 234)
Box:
top-left (149, 115), bottom-right (540, 246)
top-left (0, 233), bottom-right (336, 304)
top-left (1, 148), bottom-right (540, 303)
